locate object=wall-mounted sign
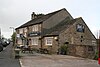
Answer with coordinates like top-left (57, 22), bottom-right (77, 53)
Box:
top-left (76, 24), bottom-right (85, 32)
top-left (17, 34), bottom-right (20, 38)
top-left (28, 32), bottom-right (41, 37)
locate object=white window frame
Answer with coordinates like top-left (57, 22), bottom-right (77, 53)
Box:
top-left (32, 25), bottom-right (38, 32)
top-left (24, 33), bottom-right (27, 37)
top-left (32, 37), bottom-right (38, 45)
top-left (45, 37), bottom-right (53, 45)
top-left (19, 28), bottom-right (23, 34)
top-left (17, 38), bottom-right (22, 44)
top-left (24, 27), bottom-right (27, 32)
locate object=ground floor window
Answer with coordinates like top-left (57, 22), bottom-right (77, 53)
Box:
top-left (17, 38), bottom-right (22, 44)
top-left (32, 37), bottom-right (38, 45)
top-left (45, 37), bottom-right (53, 45)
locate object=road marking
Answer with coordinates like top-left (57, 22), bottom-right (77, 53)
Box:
top-left (19, 59), bottom-right (24, 67)
top-left (3, 47), bottom-right (6, 50)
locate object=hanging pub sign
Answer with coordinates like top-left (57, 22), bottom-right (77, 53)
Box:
top-left (28, 32), bottom-right (41, 37)
top-left (16, 34), bottom-right (20, 38)
top-left (20, 34), bottom-right (25, 40)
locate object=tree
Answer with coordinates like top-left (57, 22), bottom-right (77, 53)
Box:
top-left (11, 32), bottom-right (16, 45)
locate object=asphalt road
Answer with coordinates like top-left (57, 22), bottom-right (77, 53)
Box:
top-left (0, 42), bottom-right (21, 67)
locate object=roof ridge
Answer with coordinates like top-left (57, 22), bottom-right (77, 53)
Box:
top-left (16, 8), bottom-right (67, 29)
top-left (45, 8), bottom-right (66, 15)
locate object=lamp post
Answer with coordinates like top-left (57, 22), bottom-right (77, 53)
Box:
top-left (9, 27), bottom-right (15, 45)
top-left (9, 27), bottom-right (15, 59)
top-left (10, 27), bottom-right (15, 34)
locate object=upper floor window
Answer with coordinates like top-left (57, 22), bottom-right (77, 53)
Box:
top-left (19, 28), bottom-right (23, 34)
top-left (24, 33), bottom-right (27, 37)
top-left (24, 27), bottom-right (27, 32)
top-left (45, 37), bottom-right (53, 45)
top-left (32, 25), bottom-right (38, 32)
top-left (76, 24), bottom-right (85, 32)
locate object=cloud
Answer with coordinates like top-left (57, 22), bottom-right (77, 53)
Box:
top-left (0, 0), bottom-right (100, 38)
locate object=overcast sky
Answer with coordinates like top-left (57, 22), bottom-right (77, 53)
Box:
top-left (0, 0), bottom-right (100, 38)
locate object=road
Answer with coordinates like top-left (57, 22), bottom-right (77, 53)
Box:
top-left (20, 54), bottom-right (100, 67)
top-left (0, 42), bottom-right (21, 67)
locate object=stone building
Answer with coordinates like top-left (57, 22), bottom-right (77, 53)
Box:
top-left (15, 8), bottom-right (97, 58)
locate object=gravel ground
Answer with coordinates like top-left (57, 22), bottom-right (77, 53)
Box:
top-left (20, 54), bottom-right (100, 67)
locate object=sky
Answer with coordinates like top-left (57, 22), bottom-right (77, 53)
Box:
top-left (0, 0), bottom-right (100, 38)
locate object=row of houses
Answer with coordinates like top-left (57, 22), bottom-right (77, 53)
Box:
top-left (15, 8), bottom-right (97, 58)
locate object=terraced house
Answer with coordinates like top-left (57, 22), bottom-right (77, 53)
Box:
top-left (15, 8), bottom-right (97, 58)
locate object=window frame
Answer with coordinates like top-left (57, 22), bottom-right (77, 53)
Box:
top-left (17, 38), bottom-right (22, 44)
top-left (45, 37), bottom-right (53, 45)
top-left (32, 38), bottom-right (38, 45)
top-left (24, 27), bottom-right (27, 32)
top-left (32, 25), bottom-right (38, 32)
top-left (19, 28), bottom-right (23, 34)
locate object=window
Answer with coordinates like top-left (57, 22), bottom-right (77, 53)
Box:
top-left (45, 37), bottom-right (53, 45)
top-left (76, 24), bottom-right (85, 32)
top-left (17, 39), bottom-right (22, 44)
top-left (24, 33), bottom-right (27, 37)
top-left (24, 27), bottom-right (27, 32)
top-left (32, 38), bottom-right (38, 45)
top-left (19, 28), bottom-right (23, 34)
top-left (32, 25), bottom-right (38, 32)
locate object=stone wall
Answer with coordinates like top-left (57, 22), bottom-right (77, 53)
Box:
top-left (59, 18), bottom-right (97, 58)
top-left (42, 37), bottom-right (58, 54)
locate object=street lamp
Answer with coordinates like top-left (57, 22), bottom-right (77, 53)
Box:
top-left (9, 27), bottom-right (15, 59)
top-left (9, 27), bottom-right (15, 34)
top-left (9, 27), bottom-right (15, 45)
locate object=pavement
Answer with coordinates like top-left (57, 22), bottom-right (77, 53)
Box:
top-left (19, 53), bottom-right (100, 67)
top-left (0, 43), bottom-right (21, 67)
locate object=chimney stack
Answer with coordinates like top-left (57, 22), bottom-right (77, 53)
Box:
top-left (31, 12), bottom-right (44, 20)
top-left (31, 12), bottom-right (37, 20)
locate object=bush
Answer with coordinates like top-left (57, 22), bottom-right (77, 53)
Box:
top-left (60, 45), bottom-right (68, 55)
top-left (94, 51), bottom-right (99, 60)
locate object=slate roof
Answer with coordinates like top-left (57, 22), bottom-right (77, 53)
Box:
top-left (15, 8), bottom-right (66, 30)
top-left (42, 17), bottom-right (81, 36)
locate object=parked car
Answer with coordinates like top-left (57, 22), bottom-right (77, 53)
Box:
top-left (2, 41), bottom-right (8, 47)
top-left (1, 39), bottom-right (9, 47)
top-left (6, 40), bottom-right (10, 45)
top-left (0, 40), bottom-right (3, 52)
